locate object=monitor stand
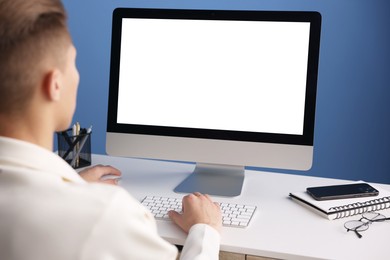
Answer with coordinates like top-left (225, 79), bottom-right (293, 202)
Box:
top-left (174, 163), bottom-right (245, 197)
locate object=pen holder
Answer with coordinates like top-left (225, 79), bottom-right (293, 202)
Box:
top-left (57, 128), bottom-right (92, 169)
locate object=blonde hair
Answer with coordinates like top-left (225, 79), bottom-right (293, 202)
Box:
top-left (0, 0), bottom-right (70, 114)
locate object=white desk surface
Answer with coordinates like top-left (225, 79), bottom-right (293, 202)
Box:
top-left (93, 154), bottom-right (390, 260)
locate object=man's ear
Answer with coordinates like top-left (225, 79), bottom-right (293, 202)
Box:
top-left (42, 69), bottom-right (62, 101)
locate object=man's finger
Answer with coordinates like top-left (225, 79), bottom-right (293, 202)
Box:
top-left (168, 210), bottom-right (185, 230)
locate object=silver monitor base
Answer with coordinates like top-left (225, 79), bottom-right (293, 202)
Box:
top-left (174, 163), bottom-right (245, 197)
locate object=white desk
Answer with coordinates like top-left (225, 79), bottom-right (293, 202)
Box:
top-left (92, 154), bottom-right (390, 260)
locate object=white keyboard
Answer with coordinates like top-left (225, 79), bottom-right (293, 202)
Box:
top-left (141, 196), bottom-right (257, 228)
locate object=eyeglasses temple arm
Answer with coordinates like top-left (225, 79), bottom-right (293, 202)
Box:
top-left (347, 229), bottom-right (362, 239)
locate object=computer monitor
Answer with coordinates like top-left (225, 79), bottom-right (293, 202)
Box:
top-left (106, 8), bottom-right (321, 197)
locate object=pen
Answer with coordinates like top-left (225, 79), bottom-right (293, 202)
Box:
top-left (75, 122), bottom-right (80, 167)
top-left (70, 126), bottom-right (92, 167)
top-left (61, 134), bottom-right (83, 160)
top-left (72, 123), bottom-right (77, 166)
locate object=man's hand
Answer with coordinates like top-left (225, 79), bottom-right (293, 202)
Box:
top-left (78, 164), bottom-right (121, 185)
top-left (168, 192), bottom-right (222, 234)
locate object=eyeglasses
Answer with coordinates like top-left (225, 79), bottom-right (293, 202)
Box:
top-left (344, 212), bottom-right (390, 238)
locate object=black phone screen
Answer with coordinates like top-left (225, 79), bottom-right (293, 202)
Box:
top-left (306, 183), bottom-right (379, 201)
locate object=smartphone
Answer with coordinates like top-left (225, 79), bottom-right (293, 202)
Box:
top-left (306, 183), bottom-right (379, 201)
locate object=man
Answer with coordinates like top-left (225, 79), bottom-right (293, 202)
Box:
top-left (0, 0), bottom-right (222, 259)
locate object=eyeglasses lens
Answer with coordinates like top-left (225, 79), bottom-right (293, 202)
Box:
top-left (344, 220), bottom-right (369, 232)
top-left (363, 212), bottom-right (386, 222)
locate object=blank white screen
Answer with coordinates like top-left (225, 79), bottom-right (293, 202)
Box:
top-left (117, 18), bottom-right (310, 135)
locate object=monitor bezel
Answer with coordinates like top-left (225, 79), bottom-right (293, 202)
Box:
top-left (107, 8), bottom-right (321, 146)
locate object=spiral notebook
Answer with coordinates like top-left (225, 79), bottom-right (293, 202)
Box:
top-left (289, 183), bottom-right (390, 220)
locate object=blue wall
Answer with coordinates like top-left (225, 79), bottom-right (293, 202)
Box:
top-left (62, 0), bottom-right (390, 184)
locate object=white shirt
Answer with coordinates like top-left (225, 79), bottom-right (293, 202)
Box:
top-left (0, 137), bottom-right (220, 260)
